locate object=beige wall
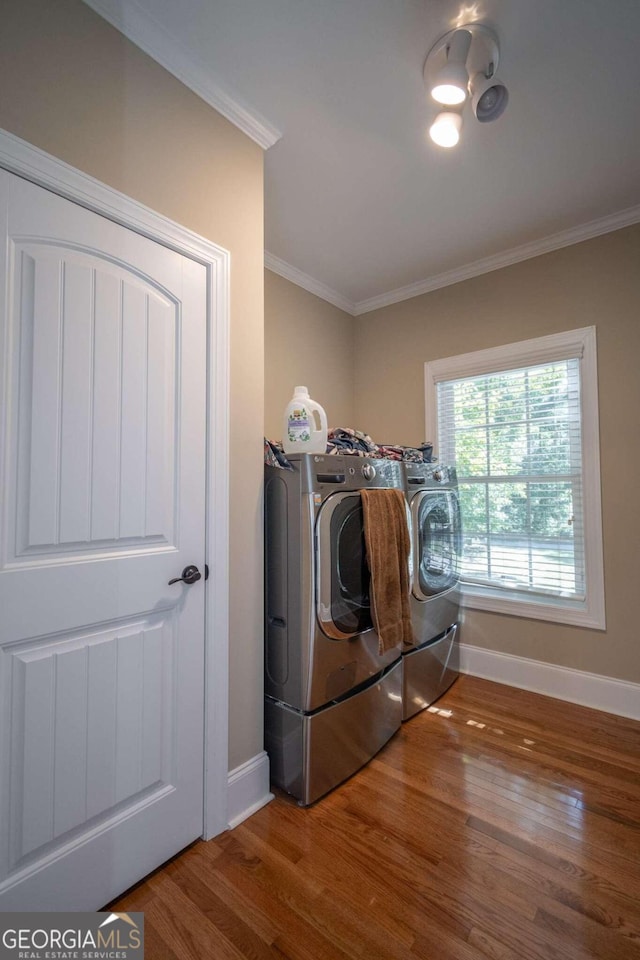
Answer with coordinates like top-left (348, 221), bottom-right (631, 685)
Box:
top-left (0, 0), bottom-right (265, 769)
top-left (354, 224), bottom-right (640, 684)
top-left (264, 270), bottom-right (355, 438)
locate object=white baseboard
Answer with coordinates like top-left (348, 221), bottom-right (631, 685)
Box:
top-left (458, 643), bottom-right (640, 722)
top-left (226, 751), bottom-right (274, 830)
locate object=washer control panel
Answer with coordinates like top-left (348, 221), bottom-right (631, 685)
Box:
top-left (302, 454), bottom-right (403, 490)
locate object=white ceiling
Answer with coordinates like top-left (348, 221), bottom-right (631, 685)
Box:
top-left (85, 0), bottom-right (640, 313)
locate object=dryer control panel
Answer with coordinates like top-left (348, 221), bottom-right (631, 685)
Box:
top-left (404, 462), bottom-right (457, 488)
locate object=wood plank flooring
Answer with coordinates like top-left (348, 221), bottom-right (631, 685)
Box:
top-left (110, 676), bottom-right (640, 959)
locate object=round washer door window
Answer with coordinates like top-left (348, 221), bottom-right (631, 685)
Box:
top-left (316, 493), bottom-right (373, 639)
top-left (414, 490), bottom-right (462, 599)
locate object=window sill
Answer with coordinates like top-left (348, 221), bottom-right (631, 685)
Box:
top-left (459, 585), bottom-right (606, 630)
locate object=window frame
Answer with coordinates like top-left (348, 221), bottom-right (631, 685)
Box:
top-left (425, 327), bottom-right (606, 629)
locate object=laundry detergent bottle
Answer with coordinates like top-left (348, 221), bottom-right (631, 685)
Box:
top-left (282, 386), bottom-right (328, 455)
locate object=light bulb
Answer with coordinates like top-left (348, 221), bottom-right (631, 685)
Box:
top-left (429, 111), bottom-right (462, 148)
top-left (470, 72), bottom-right (509, 122)
top-left (431, 81), bottom-right (467, 106)
top-left (429, 30), bottom-right (471, 106)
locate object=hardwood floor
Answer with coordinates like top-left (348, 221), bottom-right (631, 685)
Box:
top-left (110, 676), bottom-right (640, 959)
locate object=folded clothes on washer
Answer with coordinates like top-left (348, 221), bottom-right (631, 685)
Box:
top-left (327, 427), bottom-right (434, 462)
top-left (326, 426), bottom-right (377, 456)
top-left (263, 429), bottom-right (434, 468)
top-left (376, 443), bottom-right (434, 463)
top-left (264, 438), bottom-right (294, 470)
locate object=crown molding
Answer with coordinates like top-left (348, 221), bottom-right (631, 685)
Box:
top-left (265, 204), bottom-right (640, 317)
top-left (353, 203), bottom-right (640, 315)
top-left (264, 251), bottom-right (356, 315)
top-left (82, 0), bottom-right (281, 150)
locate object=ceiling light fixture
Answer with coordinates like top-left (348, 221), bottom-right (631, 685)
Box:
top-left (430, 29), bottom-right (472, 106)
top-left (469, 71), bottom-right (509, 123)
top-left (424, 23), bottom-right (508, 147)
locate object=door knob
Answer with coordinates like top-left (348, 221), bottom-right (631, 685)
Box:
top-left (168, 564), bottom-right (202, 586)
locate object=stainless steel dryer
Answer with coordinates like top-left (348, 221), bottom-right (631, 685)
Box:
top-left (264, 453), bottom-right (403, 805)
top-left (402, 462), bottom-right (462, 720)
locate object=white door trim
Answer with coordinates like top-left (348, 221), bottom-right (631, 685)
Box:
top-left (0, 128), bottom-right (230, 840)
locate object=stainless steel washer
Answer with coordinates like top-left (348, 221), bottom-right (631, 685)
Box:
top-left (264, 453), bottom-right (404, 804)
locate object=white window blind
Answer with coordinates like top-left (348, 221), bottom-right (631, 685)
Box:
top-left (426, 328), bottom-right (605, 628)
top-left (437, 358), bottom-right (585, 602)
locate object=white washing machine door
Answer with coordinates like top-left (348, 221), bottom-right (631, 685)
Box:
top-left (316, 491), bottom-right (374, 640)
top-left (411, 488), bottom-right (462, 601)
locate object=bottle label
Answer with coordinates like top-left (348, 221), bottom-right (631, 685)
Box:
top-left (287, 406), bottom-right (311, 443)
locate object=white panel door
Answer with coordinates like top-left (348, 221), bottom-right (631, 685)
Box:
top-left (0, 170), bottom-right (207, 910)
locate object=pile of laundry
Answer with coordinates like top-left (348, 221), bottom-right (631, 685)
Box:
top-left (264, 427), bottom-right (434, 471)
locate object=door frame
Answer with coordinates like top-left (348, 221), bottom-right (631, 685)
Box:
top-left (0, 128), bottom-right (230, 840)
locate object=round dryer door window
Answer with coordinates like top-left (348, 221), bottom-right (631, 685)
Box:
top-left (316, 492), bottom-right (373, 639)
top-left (414, 490), bottom-right (462, 599)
